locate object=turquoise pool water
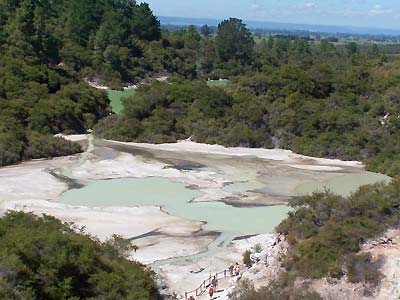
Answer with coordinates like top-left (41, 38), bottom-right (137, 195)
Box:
top-left (59, 177), bottom-right (290, 236)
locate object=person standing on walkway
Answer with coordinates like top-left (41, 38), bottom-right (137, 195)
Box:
top-left (229, 263), bottom-right (234, 276)
top-left (209, 284), bottom-right (214, 299)
top-left (211, 276), bottom-right (218, 288)
top-left (235, 262), bottom-right (240, 276)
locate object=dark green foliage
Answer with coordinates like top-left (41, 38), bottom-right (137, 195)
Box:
top-left (95, 81), bottom-right (234, 144)
top-left (201, 25), bottom-right (213, 37)
top-left (0, 52), bottom-right (109, 166)
top-left (24, 132), bottom-right (83, 160)
top-left (0, 211), bottom-right (160, 300)
top-left (345, 253), bottom-right (383, 286)
top-left (242, 250), bottom-right (253, 268)
top-left (216, 18), bottom-right (255, 64)
top-left (229, 278), bottom-right (322, 300)
top-left (94, 80), bottom-right (275, 148)
top-left (277, 179), bottom-right (400, 281)
top-left (1, 0), bottom-right (161, 85)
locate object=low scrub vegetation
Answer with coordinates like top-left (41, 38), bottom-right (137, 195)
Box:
top-left (0, 212), bottom-right (160, 300)
top-left (229, 278), bottom-right (322, 300)
top-left (277, 178), bottom-right (400, 281)
top-left (243, 249), bottom-right (253, 268)
top-left (345, 253), bottom-right (383, 286)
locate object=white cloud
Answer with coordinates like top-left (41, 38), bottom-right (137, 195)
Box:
top-left (305, 2), bottom-right (317, 9)
top-left (369, 4), bottom-right (393, 16)
top-left (250, 0), bottom-right (268, 18)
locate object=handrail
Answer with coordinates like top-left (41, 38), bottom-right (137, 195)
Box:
top-left (184, 269), bottom-right (231, 299)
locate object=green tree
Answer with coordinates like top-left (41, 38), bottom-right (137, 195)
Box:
top-left (319, 39), bottom-right (335, 54)
top-left (200, 24), bottom-right (212, 37)
top-left (184, 25), bottom-right (201, 49)
top-left (131, 3), bottom-right (161, 41)
top-left (216, 18), bottom-right (255, 64)
top-left (346, 42), bottom-right (359, 55)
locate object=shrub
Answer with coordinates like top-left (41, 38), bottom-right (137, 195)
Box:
top-left (345, 253), bottom-right (383, 286)
top-left (229, 278), bottom-right (322, 300)
top-left (0, 212), bottom-right (160, 300)
top-left (254, 243), bottom-right (262, 253)
top-left (243, 249), bottom-right (253, 268)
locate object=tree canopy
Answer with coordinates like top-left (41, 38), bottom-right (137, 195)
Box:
top-left (0, 0), bottom-right (162, 166)
top-left (215, 18), bottom-right (255, 64)
top-left (200, 25), bottom-right (213, 37)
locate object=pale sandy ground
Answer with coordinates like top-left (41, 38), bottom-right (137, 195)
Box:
top-left (87, 76), bottom-right (166, 90)
top-left (115, 140), bottom-right (363, 170)
top-left (159, 234), bottom-right (276, 297)
top-left (86, 80), bottom-right (108, 90)
top-left (288, 164), bottom-right (343, 171)
top-left (132, 234), bottom-right (216, 265)
top-left (55, 134), bottom-right (89, 142)
top-left (0, 157), bottom-right (73, 204)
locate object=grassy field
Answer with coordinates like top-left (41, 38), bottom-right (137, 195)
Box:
top-left (207, 79), bottom-right (230, 87)
top-left (107, 89), bottom-right (136, 114)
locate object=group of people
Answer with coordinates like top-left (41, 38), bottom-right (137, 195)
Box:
top-left (187, 263), bottom-right (241, 300)
top-left (188, 276), bottom-right (218, 300)
top-left (228, 262), bottom-right (241, 277)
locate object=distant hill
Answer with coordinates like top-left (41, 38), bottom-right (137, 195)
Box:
top-left (159, 16), bottom-right (400, 37)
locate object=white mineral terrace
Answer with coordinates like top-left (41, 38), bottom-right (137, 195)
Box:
top-left (0, 135), bottom-right (390, 296)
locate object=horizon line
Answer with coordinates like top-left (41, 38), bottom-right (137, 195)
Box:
top-left (157, 15), bottom-right (400, 35)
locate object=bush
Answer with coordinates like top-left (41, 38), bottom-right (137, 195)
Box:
top-left (345, 253), bottom-right (383, 286)
top-left (0, 212), bottom-right (161, 300)
top-left (24, 132), bottom-right (82, 160)
top-left (243, 249), bottom-right (253, 268)
top-left (254, 243), bottom-right (262, 253)
top-left (229, 278), bottom-right (322, 300)
top-left (277, 179), bottom-right (400, 281)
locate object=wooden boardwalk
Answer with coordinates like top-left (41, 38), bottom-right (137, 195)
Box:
top-left (184, 269), bottom-right (238, 299)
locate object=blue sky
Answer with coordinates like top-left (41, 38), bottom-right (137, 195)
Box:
top-left (143, 0), bottom-right (400, 29)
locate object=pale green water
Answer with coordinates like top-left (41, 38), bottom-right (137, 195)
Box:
top-left (207, 79), bottom-right (230, 87)
top-left (107, 89), bottom-right (136, 114)
top-left (295, 172), bottom-right (391, 197)
top-left (58, 156), bottom-right (390, 267)
top-left (218, 164), bottom-right (266, 193)
top-left (59, 177), bottom-right (290, 236)
top-left (60, 177), bottom-right (200, 207)
top-left (223, 181), bottom-right (265, 193)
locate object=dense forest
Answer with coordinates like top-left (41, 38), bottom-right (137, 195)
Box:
top-left (0, 0), bottom-right (161, 166)
top-left (0, 212), bottom-right (160, 300)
